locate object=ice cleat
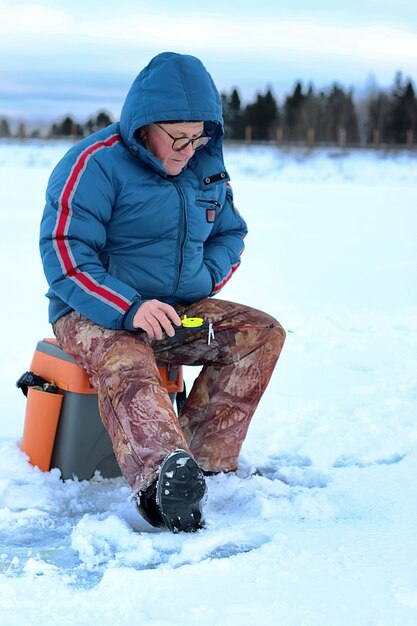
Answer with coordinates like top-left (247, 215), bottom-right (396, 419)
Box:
top-left (156, 450), bottom-right (207, 533)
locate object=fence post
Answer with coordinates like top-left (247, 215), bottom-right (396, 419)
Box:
top-left (71, 121), bottom-right (79, 141)
top-left (406, 129), bottom-right (414, 149)
top-left (338, 127), bottom-right (346, 148)
top-left (17, 122), bottom-right (26, 140)
top-left (245, 125), bottom-right (252, 146)
top-left (307, 128), bottom-right (315, 149)
top-left (276, 127), bottom-right (283, 146)
top-left (373, 129), bottom-right (380, 149)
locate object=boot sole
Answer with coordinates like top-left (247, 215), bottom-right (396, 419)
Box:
top-left (156, 451), bottom-right (206, 533)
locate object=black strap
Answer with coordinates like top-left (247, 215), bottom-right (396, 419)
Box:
top-left (16, 371), bottom-right (57, 397)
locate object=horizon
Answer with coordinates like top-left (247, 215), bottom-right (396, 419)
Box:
top-left (2, 69), bottom-right (415, 134)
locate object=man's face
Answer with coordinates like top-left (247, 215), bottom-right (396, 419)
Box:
top-left (146, 122), bottom-right (205, 176)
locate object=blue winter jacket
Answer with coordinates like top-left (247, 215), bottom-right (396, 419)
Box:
top-left (40, 52), bottom-right (247, 330)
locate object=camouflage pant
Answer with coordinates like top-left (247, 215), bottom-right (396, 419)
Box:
top-left (53, 298), bottom-right (285, 493)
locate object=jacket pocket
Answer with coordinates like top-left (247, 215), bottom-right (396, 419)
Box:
top-left (196, 198), bottom-right (221, 224)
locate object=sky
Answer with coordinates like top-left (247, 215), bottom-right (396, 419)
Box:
top-left (1, 0), bottom-right (417, 126)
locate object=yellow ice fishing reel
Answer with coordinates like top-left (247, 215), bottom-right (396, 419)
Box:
top-left (181, 315), bottom-right (204, 328)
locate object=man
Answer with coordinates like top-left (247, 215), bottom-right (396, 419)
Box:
top-left (40, 52), bottom-right (285, 533)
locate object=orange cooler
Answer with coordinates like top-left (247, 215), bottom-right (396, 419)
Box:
top-left (21, 339), bottom-right (183, 480)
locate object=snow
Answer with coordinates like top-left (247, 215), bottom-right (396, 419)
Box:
top-left (1, 140), bottom-right (417, 625)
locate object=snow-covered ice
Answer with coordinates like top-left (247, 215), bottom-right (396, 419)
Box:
top-left (0, 141), bottom-right (417, 625)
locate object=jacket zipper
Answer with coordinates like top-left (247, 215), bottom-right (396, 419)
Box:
top-left (196, 198), bottom-right (221, 208)
top-left (173, 182), bottom-right (187, 292)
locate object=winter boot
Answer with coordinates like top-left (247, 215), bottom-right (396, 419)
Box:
top-left (138, 480), bottom-right (165, 528)
top-left (138, 450), bottom-right (206, 532)
top-left (156, 450), bottom-right (206, 532)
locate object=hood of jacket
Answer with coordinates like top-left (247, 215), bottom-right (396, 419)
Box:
top-left (119, 52), bottom-right (226, 181)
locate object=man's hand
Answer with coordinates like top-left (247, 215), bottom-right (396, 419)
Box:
top-left (133, 300), bottom-right (182, 340)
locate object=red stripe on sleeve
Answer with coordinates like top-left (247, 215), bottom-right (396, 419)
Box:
top-left (54, 133), bottom-right (131, 313)
top-left (212, 261), bottom-right (240, 293)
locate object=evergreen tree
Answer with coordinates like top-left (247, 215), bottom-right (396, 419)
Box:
top-left (221, 88), bottom-right (244, 139)
top-left (61, 116), bottom-right (76, 136)
top-left (367, 91), bottom-right (390, 143)
top-left (84, 110), bottom-right (113, 135)
top-left (298, 85), bottom-right (326, 144)
top-left (324, 84), bottom-right (359, 144)
top-left (283, 82), bottom-right (306, 141)
top-left (0, 118), bottom-right (11, 137)
top-left (49, 116), bottom-right (83, 138)
top-left (16, 122), bottom-right (26, 139)
top-left (243, 88), bottom-right (278, 140)
top-left (96, 110), bottom-right (112, 128)
top-left (386, 73), bottom-right (417, 143)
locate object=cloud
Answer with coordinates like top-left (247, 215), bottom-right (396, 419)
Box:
top-left (0, 4), bottom-right (73, 35)
top-left (1, 4), bottom-right (417, 67)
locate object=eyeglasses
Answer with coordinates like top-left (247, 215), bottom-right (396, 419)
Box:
top-left (154, 124), bottom-right (211, 152)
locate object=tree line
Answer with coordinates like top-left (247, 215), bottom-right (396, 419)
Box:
top-left (221, 72), bottom-right (416, 147)
top-left (0, 72), bottom-right (416, 147)
top-left (0, 110), bottom-right (113, 141)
